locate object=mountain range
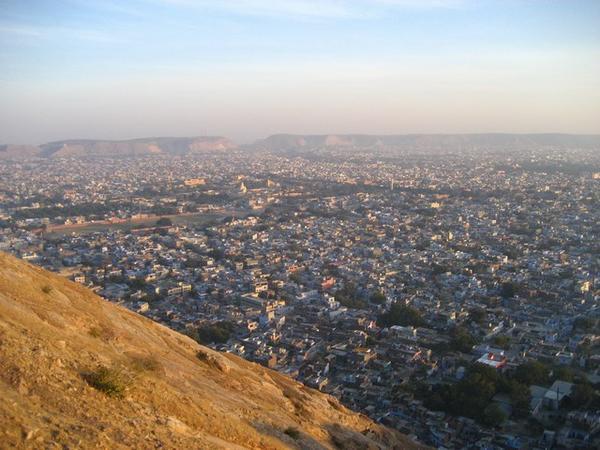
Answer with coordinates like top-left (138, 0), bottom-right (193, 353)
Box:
top-left (1, 134), bottom-right (599, 159)
top-left (0, 136), bottom-right (236, 159)
top-left (251, 133), bottom-right (600, 153)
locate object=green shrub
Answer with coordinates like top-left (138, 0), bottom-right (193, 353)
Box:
top-left (83, 366), bottom-right (128, 398)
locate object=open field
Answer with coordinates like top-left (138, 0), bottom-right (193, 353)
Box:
top-left (45, 209), bottom-right (255, 236)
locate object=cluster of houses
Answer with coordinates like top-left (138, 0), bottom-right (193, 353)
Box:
top-left (1, 147), bottom-right (598, 448)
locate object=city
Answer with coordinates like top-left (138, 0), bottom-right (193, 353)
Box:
top-left (1, 141), bottom-right (598, 448)
top-left (1, 1), bottom-right (599, 447)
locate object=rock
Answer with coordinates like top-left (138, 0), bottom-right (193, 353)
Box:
top-left (24, 428), bottom-right (37, 440)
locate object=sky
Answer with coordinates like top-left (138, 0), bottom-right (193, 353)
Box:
top-left (0, 0), bottom-right (599, 144)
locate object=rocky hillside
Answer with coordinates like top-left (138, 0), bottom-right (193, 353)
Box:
top-left (0, 137), bottom-right (236, 159)
top-left (251, 133), bottom-right (600, 153)
top-left (0, 253), bottom-right (424, 450)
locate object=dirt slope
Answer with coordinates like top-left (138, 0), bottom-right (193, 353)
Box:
top-left (0, 253), bottom-right (424, 449)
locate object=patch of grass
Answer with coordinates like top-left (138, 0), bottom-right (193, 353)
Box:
top-left (41, 285), bottom-right (53, 294)
top-left (284, 427), bottom-right (301, 440)
top-left (88, 326), bottom-right (115, 341)
top-left (130, 354), bottom-right (162, 373)
top-left (196, 350), bottom-right (229, 372)
top-left (82, 366), bottom-right (129, 398)
top-left (88, 327), bottom-right (102, 338)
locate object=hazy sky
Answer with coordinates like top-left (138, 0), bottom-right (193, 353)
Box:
top-left (1, 0), bottom-right (599, 144)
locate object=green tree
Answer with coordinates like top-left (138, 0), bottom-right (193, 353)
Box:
top-left (508, 380), bottom-right (531, 418)
top-left (188, 321), bottom-right (235, 344)
top-left (469, 307), bottom-right (487, 325)
top-left (551, 366), bottom-right (574, 382)
top-left (492, 335), bottom-right (511, 350)
top-left (500, 281), bottom-right (520, 298)
top-left (335, 282), bottom-right (367, 309)
top-left (514, 361), bottom-right (549, 386)
top-left (449, 326), bottom-right (478, 353)
top-left (378, 303), bottom-right (425, 327)
top-left (369, 291), bottom-right (386, 305)
top-left (565, 383), bottom-right (598, 410)
top-left (482, 403), bottom-right (507, 427)
top-left (155, 217), bottom-right (173, 227)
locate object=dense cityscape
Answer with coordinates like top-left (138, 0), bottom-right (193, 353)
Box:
top-left (1, 143), bottom-right (598, 449)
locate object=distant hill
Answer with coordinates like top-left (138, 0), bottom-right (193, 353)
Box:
top-left (0, 136), bottom-right (237, 159)
top-left (251, 133), bottom-right (600, 153)
top-left (0, 252), bottom-right (424, 449)
top-left (3, 133), bottom-right (598, 159)
top-left (0, 145), bottom-right (41, 159)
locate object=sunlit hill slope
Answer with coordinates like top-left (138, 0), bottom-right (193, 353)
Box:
top-left (0, 253), bottom-right (425, 449)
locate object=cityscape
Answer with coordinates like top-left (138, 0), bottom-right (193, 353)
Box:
top-left (1, 1), bottom-right (599, 448)
top-left (2, 137), bottom-right (598, 448)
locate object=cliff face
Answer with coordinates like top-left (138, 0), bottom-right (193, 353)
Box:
top-left (0, 253), bottom-right (424, 450)
top-left (39, 137), bottom-right (238, 157)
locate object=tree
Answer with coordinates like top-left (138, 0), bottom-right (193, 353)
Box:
top-left (369, 291), bottom-right (386, 305)
top-left (573, 317), bottom-right (597, 333)
top-left (482, 403), bottom-right (507, 427)
top-left (507, 380), bottom-right (531, 418)
top-left (551, 366), bottom-right (574, 382)
top-left (188, 321), bottom-right (235, 345)
top-left (514, 361), bottom-right (549, 386)
top-left (449, 326), bottom-right (478, 353)
top-left (128, 278), bottom-right (147, 290)
top-left (564, 383), bottom-right (598, 410)
top-left (335, 283), bottom-right (367, 309)
top-left (208, 248), bottom-right (225, 261)
top-left (500, 281), bottom-right (520, 298)
top-left (377, 303), bottom-right (425, 327)
top-left (155, 217), bottom-right (173, 227)
top-left (416, 362), bottom-right (526, 426)
top-left (289, 272), bottom-right (303, 285)
top-left (366, 336), bottom-right (378, 346)
top-left (468, 307), bottom-right (487, 325)
top-left (492, 335), bottom-right (511, 350)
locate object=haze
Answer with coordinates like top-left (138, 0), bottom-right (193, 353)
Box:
top-left (1, 0), bottom-right (599, 144)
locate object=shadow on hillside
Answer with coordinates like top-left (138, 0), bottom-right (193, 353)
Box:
top-left (250, 420), bottom-right (328, 450)
top-left (324, 422), bottom-right (393, 450)
top-left (251, 420), bottom-right (408, 450)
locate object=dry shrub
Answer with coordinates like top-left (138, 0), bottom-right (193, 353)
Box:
top-left (41, 285), bottom-right (53, 294)
top-left (88, 325), bottom-right (115, 341)
top-left (130, 354), bottom-right (162, 373)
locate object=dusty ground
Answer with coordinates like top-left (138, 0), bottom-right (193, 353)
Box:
top-left (0, 252), bottom-right (426, 449)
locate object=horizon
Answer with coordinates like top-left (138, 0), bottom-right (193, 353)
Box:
top-left (1, 0), bottom-right (600, 143)
top-left (5, 131), bottom-right (600, 147)
top-left (7, 130), bottom-right (600, 148)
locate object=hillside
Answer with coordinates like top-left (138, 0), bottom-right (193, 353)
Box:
top-left (0, 137), bottom-right (237, 159)
top-left (3, 133), bottom-right (600, 159)
top-left (251, 133), bottom-right (600, 152)
top-left (0, 253), bottom-right (424, 450)
top-left (0, 144), bottom-right (41, 159)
